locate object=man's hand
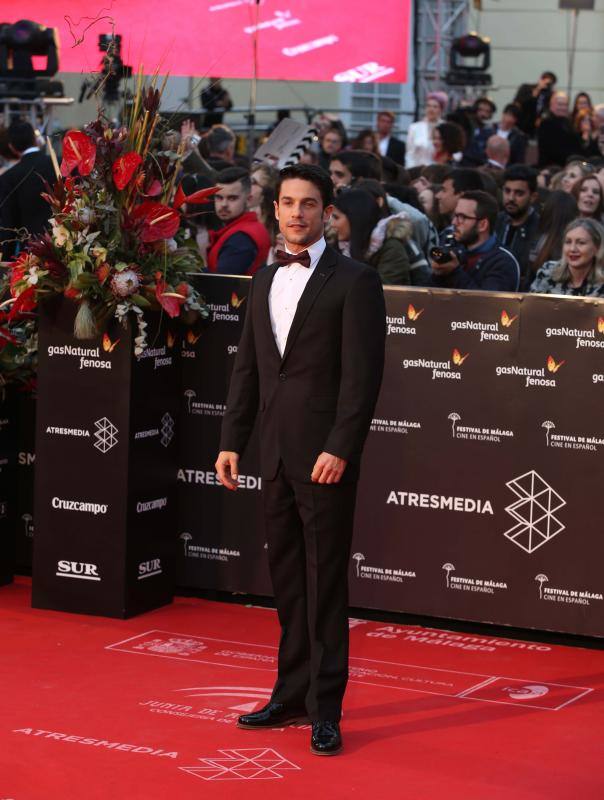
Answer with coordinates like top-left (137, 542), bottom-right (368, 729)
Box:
top-left (431, 253), bottom-right (459, 276)
top-left (215, 451), bottom-right (240, 491)
top-left (311, 452), bottom-right (347, 484)
top-left (180, 119), bottom-right (201, 152)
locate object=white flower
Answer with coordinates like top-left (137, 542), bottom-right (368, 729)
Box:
top-left (27, 267), bottom-right (39, 286)
top-left (111, 269), bottom-right (140, 298)
top-left (166, 238), bottom-right (178, 252)
top-left (52, 223), bottom-right (71, 248)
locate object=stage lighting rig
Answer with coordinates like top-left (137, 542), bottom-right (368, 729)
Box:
top-left (79, 34), bottom-right (133, 105)
top-left (0, 19), bottom-right (63, 99)
top-left (446, 32), bottom-right (492, 87)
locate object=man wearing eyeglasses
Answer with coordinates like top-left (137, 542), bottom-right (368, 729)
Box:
top-left (430, 190), bottom-right (520, 292)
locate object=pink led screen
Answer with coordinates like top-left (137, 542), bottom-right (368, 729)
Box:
top-left (0, 0), bottom-right (411, 83)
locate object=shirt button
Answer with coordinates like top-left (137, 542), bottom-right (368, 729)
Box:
top-left (279, 372), bottom-right (286, 381)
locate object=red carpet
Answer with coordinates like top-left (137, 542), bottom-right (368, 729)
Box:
top-left (1, 577), bottom-right (603, 799)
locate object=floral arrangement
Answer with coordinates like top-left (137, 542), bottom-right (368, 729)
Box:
top-left (0, 271), bottom-right (37, 393)
top-left (5, 74), bottom-right (217, 355)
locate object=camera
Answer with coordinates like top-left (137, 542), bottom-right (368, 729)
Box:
top-left (430, 244), bottom-right (456, 265)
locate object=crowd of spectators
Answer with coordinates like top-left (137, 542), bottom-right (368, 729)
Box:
top-left (2, 68), bottom-right (604, 298)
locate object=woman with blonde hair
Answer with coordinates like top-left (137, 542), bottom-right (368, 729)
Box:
top-left (405, 92), bottom-right (447, 168)
top-left (530, 218), bottom-right (604, 296)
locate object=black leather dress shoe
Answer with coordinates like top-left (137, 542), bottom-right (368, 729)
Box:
top-left (237, 702), bottom-right (308, 729)
top-left (310, 721), bottom-right (342, 755)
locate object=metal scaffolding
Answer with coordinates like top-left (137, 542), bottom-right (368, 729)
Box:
top-left (414, 0), bottom-right (469, 113)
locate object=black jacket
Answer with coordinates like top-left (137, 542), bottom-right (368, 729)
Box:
top-left (432, 236), bottom-right (521, 292)
top-left (537, 116), bottom-right (581, 167)
top-left (495, 208), bottom-right (540, 289)
top-left (385, 136), bottom-right (406, 166)
top-left (0, 151), bottom-right (56, 258)
top-left (220, 246), bottom-right (386, 483)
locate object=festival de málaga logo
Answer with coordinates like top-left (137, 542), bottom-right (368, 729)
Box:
top-left (387, 303), bottom-right (423, 336)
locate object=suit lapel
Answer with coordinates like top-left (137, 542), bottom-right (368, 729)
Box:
top-left (280, 246), bottom-right (337, 365)
top-left (256, 262), bottom-right (282, 362)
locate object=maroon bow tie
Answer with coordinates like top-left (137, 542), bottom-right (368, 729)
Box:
top-left (274, 249), bottom-right (311, 268)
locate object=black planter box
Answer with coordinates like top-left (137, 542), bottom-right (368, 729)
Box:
top-left (32, 297), bottom-right (180, 618)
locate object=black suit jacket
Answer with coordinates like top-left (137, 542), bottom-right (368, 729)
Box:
top-left (386, 136), bottom-right (406, 166)
top-left (0, 151), bottom-right (56, 258)
top-left (220, 246), bottom-right (386, 483)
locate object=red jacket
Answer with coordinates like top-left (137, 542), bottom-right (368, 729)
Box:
top-left (207, 212), bottom-right (271, 275)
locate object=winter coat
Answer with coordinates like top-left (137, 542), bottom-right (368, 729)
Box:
top-left (367, 213), bottom-right (413, 285)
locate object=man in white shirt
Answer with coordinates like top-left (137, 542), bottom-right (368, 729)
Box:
top-left (216, 164), bottom-right (386, 757)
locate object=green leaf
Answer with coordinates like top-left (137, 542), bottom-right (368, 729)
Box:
top-left (131, 293), bottom-right (152, 308)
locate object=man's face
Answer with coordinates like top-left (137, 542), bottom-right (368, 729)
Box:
top-left (476, 102), bottom-right (493, 123)
top-left (322, 130), bottom-right (343, 155)
top-left (452, 198), bottom-right (482, 247)
top-left (436, 178), bottom-right (459, 215)
top-left (550, 93), bottom-right (569, 118)
top-left (502, 180), bottom-right (533, 220)
top-left (501, 111), bottom-right (517, 131)
top-left (274, 178), bottom-right (333, 249)
top-left (214, 180), bottom-right (249, 223)
top-left (329, 159), bottom-right (353, 190)
top-left (376, 114), bottom-right (393, 136)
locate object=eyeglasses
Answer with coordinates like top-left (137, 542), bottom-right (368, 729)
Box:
top-left (452, 212), bottom-right (480, 222)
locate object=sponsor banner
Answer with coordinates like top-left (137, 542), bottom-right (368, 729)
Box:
top-left (178, 281), bottom-right (604, 636)
top-left (178, 275), bottom-right (271, 596)
top-left (32, 298), bottom-right (178, 618)
top-left (15, 393), bottom-right (36, 574)
top-left (0, 388), bottom-right (17, 585)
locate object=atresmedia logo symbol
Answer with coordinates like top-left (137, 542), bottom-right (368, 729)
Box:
top-left (161, 413), bottom-right (174, 447)
top-left (504, 470), bottom-right (566, 554)
top-left (94, 417), bottom-right (118, 453)
top-left (180, 748), bottom-right (301, 781)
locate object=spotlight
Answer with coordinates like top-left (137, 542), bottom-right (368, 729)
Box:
top-left (79, 34), bottom-right (132, 105)
top-left (0, 19), bottom-right (62, 98)
top-left (446, 32), bottom-right (492, 87)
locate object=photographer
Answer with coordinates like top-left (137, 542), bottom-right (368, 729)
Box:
top-left (430, 190), bottom-right (520, 292)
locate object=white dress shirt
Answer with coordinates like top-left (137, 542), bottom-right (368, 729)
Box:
top-left (378, 135), bottom-right (390, 157)
top-left (269, 237), bottom-right (326, 357)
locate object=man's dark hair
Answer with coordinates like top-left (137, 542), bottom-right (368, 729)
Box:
top-left (503, 103), bottom-right (520, 120)
top-left (7, 121), bottom-right (36, 153)
top-left (541, 70), bottom-right (557, 84)
top-left (216, 166), bottom-right (251, 193)
top-left (276, 163), bottom-right (334, 208)
top-left (447, 168), bottom-right (484, 195)
top-left (204, 124), bottom-right (235, 155)
top-left (420, 164), bottom-right (453, 184)
top-left (332, 149), bottom-right (382, 182)
top-left (502, 164), bottom-right (538, 193)
top-left (459, 190), bottom-right (499, 233)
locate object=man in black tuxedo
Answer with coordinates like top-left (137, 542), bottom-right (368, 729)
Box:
top-left (376, 111), bottom-right (406, 166)
top-left (0, 121), bottom-right (56, 260)
top-left (216, 164), bottom-right (386, 756)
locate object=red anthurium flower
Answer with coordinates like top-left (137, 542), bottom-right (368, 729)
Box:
top-left (132, 201), bottom-right (180, 242)
top-left (173, 183), bottom-right (219, 211)
top-left (154, 278), bottom-right (186, 318)
top-left (60, 130), bottom-right (96, 177)
top-left (144, 179), bottom-right (163, 197)
top-left (8, 287), bottom-right (36, 320)
top-left (112, 152), bottom-right (143, 190)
